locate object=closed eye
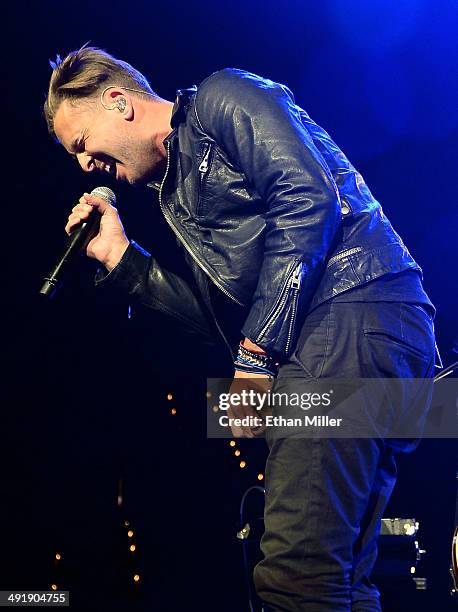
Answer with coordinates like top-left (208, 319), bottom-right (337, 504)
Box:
top-left (74, 140), bottom-right (84, 154)
top-left (69, 135), bottom-right (86, 157)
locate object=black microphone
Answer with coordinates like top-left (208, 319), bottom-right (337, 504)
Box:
top-left (39, 186), bottom-right (116, 298)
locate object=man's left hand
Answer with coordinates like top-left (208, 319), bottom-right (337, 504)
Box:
top-left (227, 370), bottom-right (274, 438)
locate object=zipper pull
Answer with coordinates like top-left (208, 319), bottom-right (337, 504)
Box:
top-left (290, 264), bottom-right (302, 290)
top-left (199, 144), bottom-right (211, 173)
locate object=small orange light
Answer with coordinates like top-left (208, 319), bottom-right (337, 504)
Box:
top-left (206, 391), bottom-right (212, 399)
top-left (124, 520), bottom-right (130, 527)
top-left (257, 473), bottom-right (264, 481)
top-left (167, 393), bottom-right (173, 401)
top-left (170, 408), bottom-right (177, 415)
top-left (229, 440), bottom-right (236, 447)
top-left (127, 530), bottom-right (134, 538)
top-left (240, 461), bottom-right (246, 468)
top-left (133, 574), bottom-right (140, 583)
top-left (130, 544), bottom-right (136, 552)
top-left (55, 553), bottom-right (61, 561)
top-left (51, 584), bottom-right (57, 591)
top-left (212, 405), bottom-right (219, 413)
top-left (234, 450), bottom-right (241, 457)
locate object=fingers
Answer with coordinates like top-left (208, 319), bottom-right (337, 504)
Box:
top-left (227, 407), bottom-right (245, 438)
top-left (82, 193), bottom-right (114, 214)
top-left (227, 404), bottom-right (257, 438)
top-left (227, 375), bottom-right (274, 438)
top-left (64, 198), bottom-right (94, 235)
top-left (64, 193), bottom-right (116, 235)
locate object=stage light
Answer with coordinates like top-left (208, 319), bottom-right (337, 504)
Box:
top-left (124, 520), bottom-right (130, 527)
top-left (167, 393), bottom-right (173, 401)
top-left (55, 553), bottom-right (61, 561)
top-left (51, 584), bottom-right (57, 591)
top-left (240, 461), bottom-right (246, 468)
top-left (206, 391), bottom-right (212, 398)
top-left (130, 544), bottom-right (136, 552)
top-left (170, 408), bottom-right (177, 415)
top-left (229, 440), bottom-right (236, 447)
top-left (133, 574), bottom-right (140, 583)
top-left (257, 474), bottom-right (264, 481)
top-left (127, 530), bottom-right (134, 538)
top-left (234, 450), bottom-right (241, 457)
top-left (212, 405), bottom-right (219, 413)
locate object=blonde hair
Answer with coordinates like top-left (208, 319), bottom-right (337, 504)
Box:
top-left (44, 44), bottom-right (157, 135)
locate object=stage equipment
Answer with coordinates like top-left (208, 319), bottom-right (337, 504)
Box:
top-left (238, 488), bottom-right (428, 612)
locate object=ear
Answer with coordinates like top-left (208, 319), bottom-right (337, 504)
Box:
top-left (100, 87), bottom-right (134, 120)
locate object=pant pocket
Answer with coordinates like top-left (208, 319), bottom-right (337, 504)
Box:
top-left (362, 303), bottom-right (435, 377)
top-left (363, 303), bottom-right (435, 362)
top-left (289, 303), bottom-right (332, 379)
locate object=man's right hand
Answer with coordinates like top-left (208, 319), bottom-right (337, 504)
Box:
top-left (65, 193), bottom-right (130, 272)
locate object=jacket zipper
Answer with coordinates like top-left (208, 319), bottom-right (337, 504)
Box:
top-left (327, 246), bottom-right (362, 267)
top-left (159, 140), bottom-right (244, 307)
top-left (285, 264), bottom-right (302, 354)
top-left (199, 143), bottom-right (212, 174)
top-left (257, 261), bottom-right (302, 343)
top-left (197, 143), bottom-right (213, 215)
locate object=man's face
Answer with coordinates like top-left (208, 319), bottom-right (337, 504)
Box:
top-left (53, 97), bottom-right (162, 185)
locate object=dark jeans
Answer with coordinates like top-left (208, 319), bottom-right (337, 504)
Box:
top-left (254, 300), bottom-right (436, 611)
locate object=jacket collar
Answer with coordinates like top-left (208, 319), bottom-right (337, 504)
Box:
top-left (148, 86), bottom-right (197, 191)
top-left (170, 86), bottom-right (197, 129)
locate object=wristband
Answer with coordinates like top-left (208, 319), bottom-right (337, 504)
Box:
top-left (235, 343), bottom-right (280, 378)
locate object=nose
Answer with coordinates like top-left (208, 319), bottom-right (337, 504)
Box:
top-left (76, 152), bottom-right (94, 173)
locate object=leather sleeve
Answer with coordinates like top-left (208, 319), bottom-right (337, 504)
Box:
top-left (95, 241), bottom-right (214, 338)
top-left (194, 69), bottom-right (342, 358)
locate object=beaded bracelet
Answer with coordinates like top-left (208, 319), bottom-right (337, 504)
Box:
top-left (235, 343), bottom-right (280, 378)
top-left (234, 358), bottom-right (275, 377)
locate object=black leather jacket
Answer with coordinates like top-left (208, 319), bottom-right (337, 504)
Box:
top-left (97, 69), bottom-right (421, 360)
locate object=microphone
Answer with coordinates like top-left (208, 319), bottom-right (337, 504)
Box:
top-left (39, 186), bottom-right (116, 298)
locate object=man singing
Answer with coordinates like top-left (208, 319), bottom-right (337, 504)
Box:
top-left (44, 45), bottom-right (436, 610)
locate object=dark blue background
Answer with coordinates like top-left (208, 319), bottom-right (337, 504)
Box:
top-left (3, 1), bottom-right (457, 609)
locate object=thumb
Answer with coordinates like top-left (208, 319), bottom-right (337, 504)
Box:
top-left (82, 193), bottom-right (116, 215)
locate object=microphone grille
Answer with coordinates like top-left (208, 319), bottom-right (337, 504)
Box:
top-left (90, 186), bottom-right (116, 206)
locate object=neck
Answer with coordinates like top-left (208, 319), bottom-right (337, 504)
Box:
top-left (150, 99), bottom-right (174, 160)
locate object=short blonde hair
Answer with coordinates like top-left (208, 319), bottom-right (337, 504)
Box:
top-left (44, 44), bottom-right (156, 135)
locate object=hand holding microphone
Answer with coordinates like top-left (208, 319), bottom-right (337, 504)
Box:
top-left (40, 186), bottom-right (129, 297)
top-left (66, 189), bottom-right (129, 271)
